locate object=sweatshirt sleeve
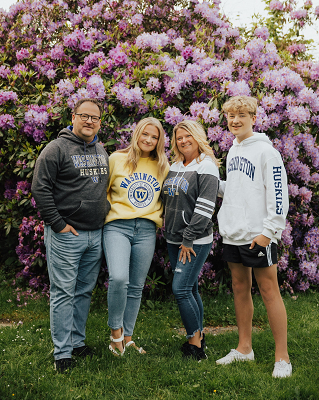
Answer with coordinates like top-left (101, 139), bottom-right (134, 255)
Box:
top-left (31, 143), bottom-right (67, 233)
top-left (262, 155), bottom-right (289, 241)
top-left (218, 180), bottom-right (226, 198)
top-left (182, 162), bottom-right (219, 248)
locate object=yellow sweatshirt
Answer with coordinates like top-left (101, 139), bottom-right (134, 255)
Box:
top-left (105, 152), bottom-right (169, 228)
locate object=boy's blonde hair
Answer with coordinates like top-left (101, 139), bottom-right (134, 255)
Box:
top-left (222, 96), bottom-right (258, 117)
top-left (171, 120), bottom-right (220, 167)
top-left (117, 117), bottom-right (168, 177)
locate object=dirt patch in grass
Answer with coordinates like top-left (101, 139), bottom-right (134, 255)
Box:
top-left (176, 326), bottom-right (262, 335)
top-left (0, 320), bottom-right (13, 328)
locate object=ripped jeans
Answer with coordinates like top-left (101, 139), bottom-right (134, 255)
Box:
top-left (167, 242), bottom-right (212, 339)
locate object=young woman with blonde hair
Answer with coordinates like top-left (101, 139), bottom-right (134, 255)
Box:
top-left (103, 117), bottom-right (169, 356)
top-left (162, 119), bottom-right (220, 361)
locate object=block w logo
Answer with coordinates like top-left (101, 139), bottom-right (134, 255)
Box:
top-left (168, 187), bottom-right (176, 197)
top-left (136, 190), bottom-right (146, 199)
top-left (91, 176), bottom-right (99, 183)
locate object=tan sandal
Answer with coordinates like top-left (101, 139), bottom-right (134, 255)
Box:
top-left (125, 340), bottom-right (146, 354)
top-left (109, 332), bottom-right (125, 356)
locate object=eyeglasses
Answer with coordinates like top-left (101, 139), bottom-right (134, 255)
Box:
top-left (75, 113), bottom-right (101, 123)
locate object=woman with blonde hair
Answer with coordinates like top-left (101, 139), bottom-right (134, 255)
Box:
top-left (103, 117), bottom-right (169, 356)
top-left (162, 119), bottom-right (220, 361)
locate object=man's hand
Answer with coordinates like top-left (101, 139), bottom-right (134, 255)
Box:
top-left (250, 234), bottom-right (270, 249)
top-left (59, 224), bottom-right (79, 236)
top-left (179, 244), bottom-right (196, 265)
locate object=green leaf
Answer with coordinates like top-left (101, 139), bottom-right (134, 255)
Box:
top-left (159, 71), bottom-right (175, 78)
top-left (146, 300), bottom-right (154, 309)
top-left (105, 138), bottom-right (120, 146)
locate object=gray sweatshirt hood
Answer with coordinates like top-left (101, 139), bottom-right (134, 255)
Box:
top-left (58, 126), bottom-right (99, 145)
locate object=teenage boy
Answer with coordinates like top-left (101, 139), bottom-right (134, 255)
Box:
top-left (216, 96), bottom-right (292, 378)
top-left (32, 98), bottom-right (110, 373)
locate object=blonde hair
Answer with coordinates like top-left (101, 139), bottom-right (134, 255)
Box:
top-left (116, 117), bottom-right (169, 177)
top-left (222, 96), bottom-right (258, 116)
top-left (171, 120), bottom-right (220, 167)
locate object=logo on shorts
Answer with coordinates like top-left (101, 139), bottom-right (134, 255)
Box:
top-left (128, 181), bottom-right (154, 208)
top-left (258, 251), bottom-right (265, 257)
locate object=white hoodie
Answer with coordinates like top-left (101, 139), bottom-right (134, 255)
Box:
top-left (217, 132), bottom-right (288, 245)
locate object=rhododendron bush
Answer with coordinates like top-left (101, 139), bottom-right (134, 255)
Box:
top-left (1, 0), bottom-right (319, 301)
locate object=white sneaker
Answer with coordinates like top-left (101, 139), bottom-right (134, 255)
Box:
top-left (272, 359), bottom-right (292, 378)
top-left (216, 349), bottom-right (254, 365)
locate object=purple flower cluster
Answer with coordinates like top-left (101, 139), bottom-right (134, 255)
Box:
top-left (146, 77), bottom-right (161, 92)
top-left (189, 102), bottom-right (219, 123)
top-left (0, 90), bottom-right (18, 105)
top-left (135, 32), bottom-right (170, 52)
top-left (131, 13), bottom-right (143, 25)
top-left (112, 83), bottom-right (145, 108)
top-left (63, 29), bottom-right (93, 52)
top-left (25, 108), bottom-right (49, 126)
top-left (23, 105), bottom-right (49, 142)
top-left (254, 27), bottom-right (270, 41)
top-left (109, 45), bottom-right (129, 66)
top-left (164, 106), bottom-right (184, 125)
top-left (290, 9), bottom-right (308, 20)
top-left (287, 43), bottom-right (306, 54)
top-left (269, 0), bottom-right (284, 11)
top-left (225, 80), bottom-right (251, 97)
top-left (0, 114), bottom-right (15, 130)
top-left (16, 47), bottom-right (31, 60)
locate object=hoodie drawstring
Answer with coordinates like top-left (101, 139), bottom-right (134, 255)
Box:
top-left (95, 143), bottom-right (102, 183)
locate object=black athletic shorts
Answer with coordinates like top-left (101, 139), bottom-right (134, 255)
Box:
top-left (222, 243), bottom-right (278, 268)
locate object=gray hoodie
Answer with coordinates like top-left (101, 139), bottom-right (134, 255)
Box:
top-left (162, 155), bottom-right (220, 247)
top-left (31, 127), bottom-right (110, 233)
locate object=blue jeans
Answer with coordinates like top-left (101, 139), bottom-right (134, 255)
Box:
top-left (167, 242), bottom-right (212, 339)
top-left (103, 218), bottom-right (156, 336)
top-left (44, 226), bottom-right (102, 360)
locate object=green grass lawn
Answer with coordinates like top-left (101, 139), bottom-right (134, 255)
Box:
top-left (1, 279), bottom-right (318, 400)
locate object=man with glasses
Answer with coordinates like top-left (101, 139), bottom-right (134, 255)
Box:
top-left (32, 98), bottom-right (110, 373)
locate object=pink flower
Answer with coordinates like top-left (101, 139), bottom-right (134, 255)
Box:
top-left (0, 114), bottom-right (15, 129)
top-left (290, 9), bottom-right (307, 20)
top-left (146, 77), bottom-right (161, 92)
top-left (109, 47), bottom-right (128, 66)
top-left (225, 80), bottom-right (251, 97)
top-left (269, 0), bottom-right (284, 11)
top-left (181, 46), bottom-right (193, 59)
top-left (254, 27), bottom-right (269, 41)
top-left (0, 90), bottom-right (18, 105)
top-left (173, 37), bottom-right (184, 51)
top-left (131, 13), bottom-right (143, 25)
top-left (164, 106), bottom-right (184, 125)
top-left (16, 48), bottom-right (31, 60)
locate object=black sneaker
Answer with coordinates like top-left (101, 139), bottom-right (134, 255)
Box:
top-left (181, 334), bottom-right (207, 351)
top-left (54, 358), bottom-right (73, 373)
top-left (182, 342), bottom-right (208, 361)
top-left (201, 333), bottom-right (207, 350)
top-left (72, 345), bottom-right (94, 358)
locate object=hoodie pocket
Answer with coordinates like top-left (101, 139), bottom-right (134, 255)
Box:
top-left (63, 198), bottom-right (110, 230)
top-left (165, 208), bottom-right (188, 236)
top-left (182, 211), bottom-right (190, 225)
top-left (217, 204), bottom-right (250, 241)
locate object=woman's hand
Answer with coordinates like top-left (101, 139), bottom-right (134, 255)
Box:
top-left (179, 244), bottom-right (196, 265)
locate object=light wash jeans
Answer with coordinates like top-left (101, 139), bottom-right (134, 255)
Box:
top-left (103, 218), bottom-right (156, 336)
top-left (44, 226), bottom-right (102, 360)
top-left (167, 242), bottom-right (212, 339)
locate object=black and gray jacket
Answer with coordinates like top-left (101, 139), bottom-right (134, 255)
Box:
top-left (31, 127), bottom-right (110, 233)
top-left (162, 155), bottom-right (219, 247)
